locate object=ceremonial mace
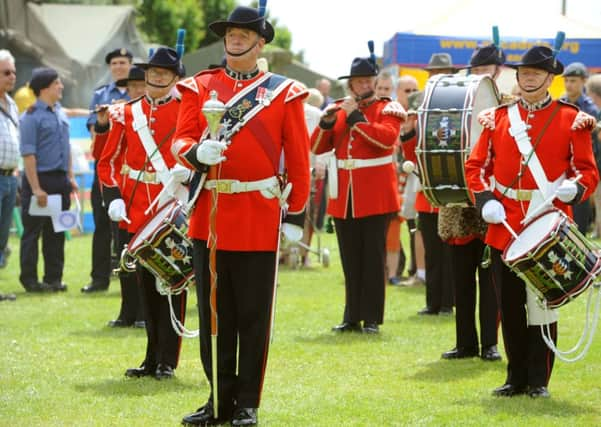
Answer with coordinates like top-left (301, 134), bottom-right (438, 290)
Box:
top-left (202, 90), bottom-right (226, 419)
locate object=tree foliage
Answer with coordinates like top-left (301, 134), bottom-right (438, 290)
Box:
top-left (137, 0), bottom-right (205, 52)
top-left (247, 0), bottom-right (292, 51)
top-left (199, 0), bottom-right (238, 47)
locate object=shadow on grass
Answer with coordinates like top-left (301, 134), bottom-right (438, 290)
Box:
top-left (69, 327), bottom-right (149, 338)
top-left (293, 331), bottom-right (390, 345)
top-left (478, 395), bottom-right (599, 419)
top-left (409, 358), bottom-right (506, 382)
top-left (73, 377), bottom-right (202, 397)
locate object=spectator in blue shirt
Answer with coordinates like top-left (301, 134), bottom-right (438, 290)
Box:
top-left (19, 67), bottom-right (76, 292)
top-left (81, 48), bottom-right (132, 295)
top-left (560, 62), bottom-right (600, 234)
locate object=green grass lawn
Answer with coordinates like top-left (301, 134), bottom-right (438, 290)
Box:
top-left (2, 232), bottom-right (601, 426)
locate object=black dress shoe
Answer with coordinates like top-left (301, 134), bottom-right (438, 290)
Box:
top-left (417, 307), bottom-right (439, 315)
top-left (108, 319), bottom-right (134, 328)
top-left (44, 281), bottom-right (68, 292)
top-left (528, 386), bottom-right (550, 398)
top-left (125, 364), bottom-right (156, 378)
top-left (331, 322), bottom-right (362, 332)
top-left (439, 307), bottom-right (453, 316)
top-left (441, 347), bottom-right (478, 359)
top-left (362, 322), bottom-right (380, 334)
top-left (155, 364), bottom-right (174, 380)
top-left (231, 408), bottom-right (257, 426)
top-left (182, 402), bottom-right (230, 426)
top-left (481, 345), bottom-right (502, 361)
top-left (0, 293), bottom-right (16, 301)
top-left (133, 320), bottom-right (146, 329)
top-left (24, 282), bottom-right (53, 293)
top-left (81, 282), bottom-right (109, 293)
top-left (492, 383), bottom-right (528, 397)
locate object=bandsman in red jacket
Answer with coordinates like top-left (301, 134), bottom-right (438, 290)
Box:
top-left (399, 53), bottom-right (458, 316)
top-left (172, 6), bottom-right (310, 426)
top-left (311, 49), bottom-right (405, 335)
top-left (465, 46), bottom-right (599, 398)
top-left (92, 65), bottom-right (146, 329)
top-left (96, 47), bottom-right (189, 381)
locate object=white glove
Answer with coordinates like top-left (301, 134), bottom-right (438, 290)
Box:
top-left (281, 223), bottom-right (303, 243)
top-left (108, 199), bottom-right (127, 222)
top-left (170, 164), bottom-right (191, 184)
top-left (196, 139), bottom-right (227, 165)
top-left (556, 180), bottom-right (578, 203)
top-left (481, 199), bottom-right (506, 224)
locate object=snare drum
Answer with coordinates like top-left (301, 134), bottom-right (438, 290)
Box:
top-left (122, 199), bottom-right (194, 295)
top-left (417, 74), bottom-right (499, 207)
top-left (503, 210), bottom-right (601, 309)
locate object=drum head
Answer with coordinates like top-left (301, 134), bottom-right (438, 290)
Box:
top-left (130, 199), bottom-right (179, 249)
top-left (469, 75), bottom-right (499, 150)
top-left (417, 74), bottom-right (499, 207)
top-left (504, 211), bottom-right (561, 262)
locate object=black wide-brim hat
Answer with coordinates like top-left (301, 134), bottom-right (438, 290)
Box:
top-left (134, 47), bottom-right (185, 77)
top-left (209, 6), bottom-right (274, 44)
top-left (116, 66), bottom-right (146, 87)
top-left (338, 57), bottom-right (379, 80)
top-left (506, 45), bottom-right (564, 75)
top-left (465, 44), bottom-right (506, 69)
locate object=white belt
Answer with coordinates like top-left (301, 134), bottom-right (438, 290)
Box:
top-left (493, 180), bottom-right (537, 202)
top-left (204, 176), bottom-right (279, 194)
top-left (121, 165), bottom-right (161, 184)
top-left (337, 155), bottom-right (394, 170)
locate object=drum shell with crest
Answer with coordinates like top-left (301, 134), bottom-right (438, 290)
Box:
top-left (416, 74), bottom-right (499, 207)
top-left (503, 209), bottom-right (601, 309)
top-left (122, 199), bottom-right (195, 295)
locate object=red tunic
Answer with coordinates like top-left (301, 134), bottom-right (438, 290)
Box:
top-left (399, 131), bottom-right (438, 214)
top-left (311, 99), bottom-right (402, 218)
top-left (96, 96), bottom-right (181, 233)
top-left (465, 100), bottom-right (599, 250)
top-left (172, 69), bottom-right (310, 251)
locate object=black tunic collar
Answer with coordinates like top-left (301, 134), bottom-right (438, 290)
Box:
top-left (224, 65), bottom-right (260, 81)
top-left (145, 94), bottom-right (172, 106)
top-left (519, 94), bottom-right (552, 112)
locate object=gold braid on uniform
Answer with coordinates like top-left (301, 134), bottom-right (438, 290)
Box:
top-left (437, 206), bottom-right (488, 241)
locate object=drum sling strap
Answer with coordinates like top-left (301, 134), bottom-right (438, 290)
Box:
top-left (507, 102), bottom-right (562, 326)
top-left (507, 103), bottom-right (562, 202)
top-left (132, 99), bottom-right (170, 186)
top-left (188, 72), bottom-right (291, 207)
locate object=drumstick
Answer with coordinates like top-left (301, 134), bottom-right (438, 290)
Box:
top-left (502, 220), bottom-right (519, 240)
top-left (120, 215), bottom-right (131, 224)
top-left (520, 174), bottom-right (583, 224)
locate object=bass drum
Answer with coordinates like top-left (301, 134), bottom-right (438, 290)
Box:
top-left (416, 74), bottom-right (499, 207)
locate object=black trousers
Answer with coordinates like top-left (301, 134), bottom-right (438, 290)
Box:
top-left (89, 171), bottom-right (113, 286)
top-left (491, 248), bottom-right (556, 387)
top-left (418, 212), bottom-right (454, 311)
top-left (116, 230), bottom-right (143, 322)
top-left (19, 171), bottom-right (71, 287)
top-left (334, 214), bottom-right (389, 324)
top-left (193, 240), bottom-right (276, 412)
top-left (136, 266), bottom-right (186, 369)
top-left (450, 239), bottom-right (498, 350)
top-left (572, 200), bottom-right (592, 235)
